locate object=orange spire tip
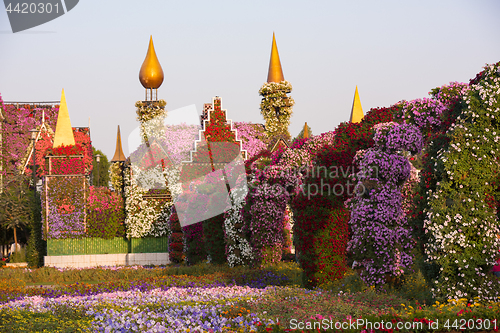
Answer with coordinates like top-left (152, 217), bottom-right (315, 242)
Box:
top-left (267, 32), bottom-right (285, 83)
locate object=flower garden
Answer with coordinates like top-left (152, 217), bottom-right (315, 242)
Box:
top-left (1, 60), bottom-right (500, 332)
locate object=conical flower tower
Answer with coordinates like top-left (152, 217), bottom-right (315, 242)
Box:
top-left (124, 35), bottom-right (173, 240)
top-left (349, 86), bottom-right (364, 123)
top-left (259, 33), bottom-right (295, 146)
top-left (109, 125), bottom-right (126, 195)
top-left (44, 89), bottom-right (88, 240)
top-left (136, 35), bottom-right (167, 145)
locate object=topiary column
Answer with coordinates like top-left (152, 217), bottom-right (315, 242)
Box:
top-left (348, 122), bottom-right (423, 287)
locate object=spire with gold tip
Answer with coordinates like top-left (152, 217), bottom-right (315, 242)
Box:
top-left (267, 32), bottom-right (285, 83)
top-left (349, 86), bottom-right (364, 123)
top-left (111, 125), bottom-right (126, 162)
top-left (259, 32), bottom-right (294, 143)
top-left (139, 35), bottom-right (164, 100)
top-left (53, 89), bottom-right (75, 148)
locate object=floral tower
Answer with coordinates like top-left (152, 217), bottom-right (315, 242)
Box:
top-left (43, 89), bottom-right (89, 240)
top-left (136, 35), bottom-right (166, 144)
top-left (178, 97), bottom-right (246, 265)
top-left (109, 125), bottom-right (126, 195)
top-left (124, 35), bottom-right (172, 239)
top-left (259, 33), bottom-right (295, 150)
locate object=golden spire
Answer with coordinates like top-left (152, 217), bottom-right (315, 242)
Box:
top-left (139, 35), bottom-right (164, 89)
top-left (349, 86), bottom-right (364, 123)
top-left (303, 122), bottom-right (309, 139)
top-left (267, 32), bottom-right (285, 83)
top-left (53, 89), bottom-right (75, 148)
top-left (111, 125), bottom-right (126, 162)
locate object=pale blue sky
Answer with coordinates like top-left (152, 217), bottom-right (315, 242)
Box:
top-left (1, 0), bottom-right (499, 158)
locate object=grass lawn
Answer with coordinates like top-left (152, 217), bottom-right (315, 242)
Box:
top-left (1, 262), bottom-right (499, 332)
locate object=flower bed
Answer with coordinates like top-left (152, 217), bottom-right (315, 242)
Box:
top-left (1, 264), bottom-right (500, 332)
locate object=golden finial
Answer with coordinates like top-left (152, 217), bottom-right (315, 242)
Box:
top-left (139, 36), bottom-right (164, 91)
top-left (349, 86), bottom-right (364, 123)
top-left (111, 125), bottom-right (126, 162)
top-left (53, 89), bottom-right (76, 148)
top-left (303, 122), bottom-right (309, 139)
top-left (267, 32), bottom-right (285, 83)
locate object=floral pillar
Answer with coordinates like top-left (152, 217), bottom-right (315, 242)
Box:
top-left (43, 151), bottom-right (88, 240)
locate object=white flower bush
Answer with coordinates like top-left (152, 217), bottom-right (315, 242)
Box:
top-left (223, 186), bottom-right (253, 267)
top-left (424, 62), bottom-right (500, 301)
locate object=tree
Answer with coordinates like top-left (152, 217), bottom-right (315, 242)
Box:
top-left (0, 175), bottom-right (33, 252)
top-left (91, 147), bottom-right (110, 187)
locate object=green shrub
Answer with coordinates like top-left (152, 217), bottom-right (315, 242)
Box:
top-left (168, 207), bottom-right (184, 264)
top-left (10, 248), bottom-right (26, 263)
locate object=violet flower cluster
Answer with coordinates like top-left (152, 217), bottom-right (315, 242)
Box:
top-left (348, 122), bottom-right (423, 286)
top-left (374, 122), bottom-right (424, 155)
top-left (1, 286), bottom-right (276, 332)
top-left (245, 166), bottom-right (300, 266)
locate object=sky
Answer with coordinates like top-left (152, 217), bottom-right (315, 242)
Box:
top-left (1, 0), bottom-right (499, 159)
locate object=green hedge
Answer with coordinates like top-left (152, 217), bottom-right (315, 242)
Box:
top-left (47, 237), bottom-right (168, 256)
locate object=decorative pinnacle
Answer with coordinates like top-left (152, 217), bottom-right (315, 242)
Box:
top-left (349, 86), bottom-right (364, 123)
top-left (53, 89), bottom-right (75, 148)
top-left (111, 125), bottom-right (126, 162)
top-left (139, 35), bottom-right (164, 89)
top-left (267, 32), bottom-right (285, 83)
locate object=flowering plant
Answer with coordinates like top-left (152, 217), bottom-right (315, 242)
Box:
top-left (259, 80), bottom-right (294, 140)
top-left (291, 106), bottom-right (397, 288)
top-left (86, 186), bottom-right (125, 239)
top-left (347, 122), bottom-right (422, 286)
top-left (420, 62), bottom-right (500, 301)
top-left (223, 186), bottom-right (253, 267)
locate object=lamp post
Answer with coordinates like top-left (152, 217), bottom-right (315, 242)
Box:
top-left (95, 154), bottom-right (101, 186)
top-left (29, 129), bottom-right (39, 198)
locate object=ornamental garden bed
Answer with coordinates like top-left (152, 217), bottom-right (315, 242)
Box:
top-left (1, 263), bottom-right (499, 332)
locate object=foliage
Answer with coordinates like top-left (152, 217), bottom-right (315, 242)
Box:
top-left (91, 147), bottom-right (110, 187)
top-left (259, 80), bottom-right (295, 141)
top-left (29, 128), bottom-right (94, 177)
top-left (282, 205), bottom-right (293, 256)
top-left (123, 163), bottom-right (171, 238)
top-left (86, 186), bottom-right (125, 239)
top-left (26, 191), bottom-right (45, 268)
top-left (168, 206), bottom-right (184, 264)
top-left (0, 103), bottom-right (58, 177)
top-left (135, 100), bottom-right (166, 144)
top-left (9, 247), bottom-right (26, 263)
top-left (233, 122), bottom-right (268, 159)
top-left (291, 106), bottom-right (398, 289)
top-left (183, 221), bottom-right (206, 265)
top-left (223, 186), bottom-right (253, 267)
top-left (203, 212), bottom-right (227, 265)
top-left (347, 122), bottom-right (423, 287)
top-left (43, 176), bottom-right (87, 239)
top-left (108, 161), bottom-right (124, 195)
top-left (0, 175), bottom-right (34, 248)
top-left (420, 62), bottom-right (500, 301)
top-left (245, 166), bottom-right (299, 267)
